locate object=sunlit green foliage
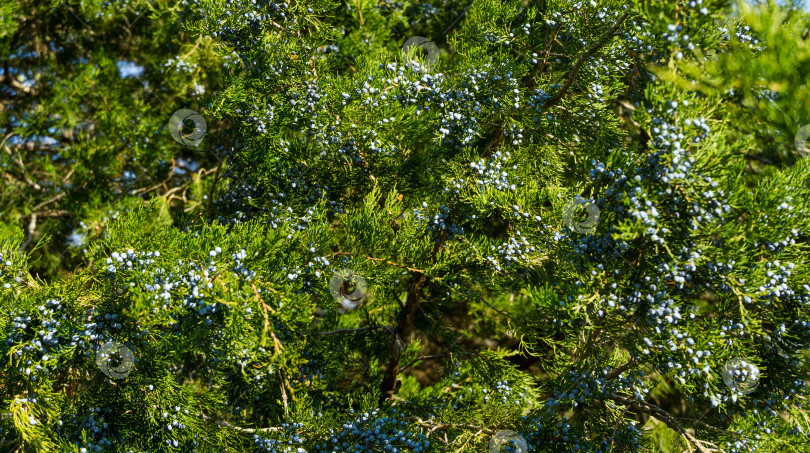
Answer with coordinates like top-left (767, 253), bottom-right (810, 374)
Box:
top-left (2, 0), bottom-right (810, 452)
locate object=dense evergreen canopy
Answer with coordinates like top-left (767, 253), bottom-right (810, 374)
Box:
top-left (1, 0), bottom-right (810, 452)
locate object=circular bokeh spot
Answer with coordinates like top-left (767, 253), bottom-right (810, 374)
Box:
top-left (489, 430), bottom-right (528, 453)
top-left (402, 36), bottom-right (440, 70)
top-left (168, 109), bottom-right (207, 147)
top-left (722, 357), bottom-right (760, 395)
top-left (795, 124), bottom-right (810, 158)
top-left (328, 269), bottom-right (369, 310)
top-left (562, 197), bottom-right (600, 234)
top-left (95, 341), bottom-right (135, 379)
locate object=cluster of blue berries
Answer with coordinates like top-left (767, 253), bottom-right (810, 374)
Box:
top-left (503, 123), bottom-right (525, 146)
top-left (253, 422), bottom-right (306, 453)
top-left (54, 407), bottom-right (116, 453)
top-left (517, 411), bottom-right (644, 453)
top-left (752, 260), bottom-right (799, 304)
top-left (244, 102), bottom-right (276, 135)
top-left (157, 405), bottom-right (192, 449)
top-left (253, 410), bottom-right (430, 453)
top-left (755, 226), bottom-right (800, 254)
top-left (384, 62), bottom-right (520, 148)
top-left (163, 56), bottom-right (198, 74)
top-left (491, 379), bottom-right (529, 406)
top-left (447, 151), bottom-right (518, 193)
top-left (100, 246), bottom-right (271, 350)
top-left (202, 0), bottom-right (291, 57)
top-left (0, 251), bottom-right (22, 289)
top-left (411, 202), bottom-right (464, 241)
top-left (637, 328), bottom-right (714, 385)
top-left (326, 409), bottom-right (428, 453)
top-left (289, 350), bottom-right (328, 387)
top-left (66, 221), bottom-right (88, 249)
top-left (733, 24), bottom-right (763, 52)
top-left (486, 231), bottom-right (537, 272)
top-left (684, 0), bottom-right (710, 15)
top-left (5, 299), bottom-right (72, 384)
top-left (545, 367), bottom-right (649, 411)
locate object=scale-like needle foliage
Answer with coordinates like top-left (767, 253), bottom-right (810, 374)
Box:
top-left (1, 0), bottom-right (810, 452)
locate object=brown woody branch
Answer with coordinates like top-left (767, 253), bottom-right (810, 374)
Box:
top-left (607, 394), bottom-right (722, 453)
top-left (480, 23), bottom-right (563, 158)
top-left (379, 231), bottom-right (447, 405)
top-left (544, 12), bottom-right (629, 109)
top-left (604, 359), bottom-right (634, 380)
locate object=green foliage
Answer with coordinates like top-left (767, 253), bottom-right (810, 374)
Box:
top-left (0, 0), bottom-right (223, 278)
top-left (2, 0), bottom-right (810, 452)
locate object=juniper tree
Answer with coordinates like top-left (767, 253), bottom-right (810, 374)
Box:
top-left (2, 0), bottom-right (810, 452)
top-left (0, 0), bottom-right (223, 278)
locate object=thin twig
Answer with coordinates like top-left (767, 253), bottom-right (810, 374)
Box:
top-left (608, 394), bottom-right (721, 453)
top-left (738, 152), bottom-right (775, 166)
top-left (442, 2), bottom-right (474, 37)
top-left (607, 405), bottom-right (631, 453)
top-left (355, 0), bottom-right (364, 25)
top-left (318, 327), bottom-right (377, 335)
top-left (392, 290), bottom-right (406, 310)
top-left (604, 359), bottom-right (634, 380)
top-left (32, 192), bottom-right (66, 211)
top-left (400, 354), bottom-right (447, 372)
top-left (3, 144), bottom-right (41, 190)
top-left (328, 250), bottom-right (425, 273)
top-left (405, 416), bottom-right (485, 432)
top-left (545, 12), bottom-right (629, 109)
top-left (19, 213), bottom-right (37, 251)
top-left (476, 294), bottom-right (531, 330)
top-left (200, 413), bottom-right (282, 433)
top-left (279, 370), bottom-right (289, 416)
